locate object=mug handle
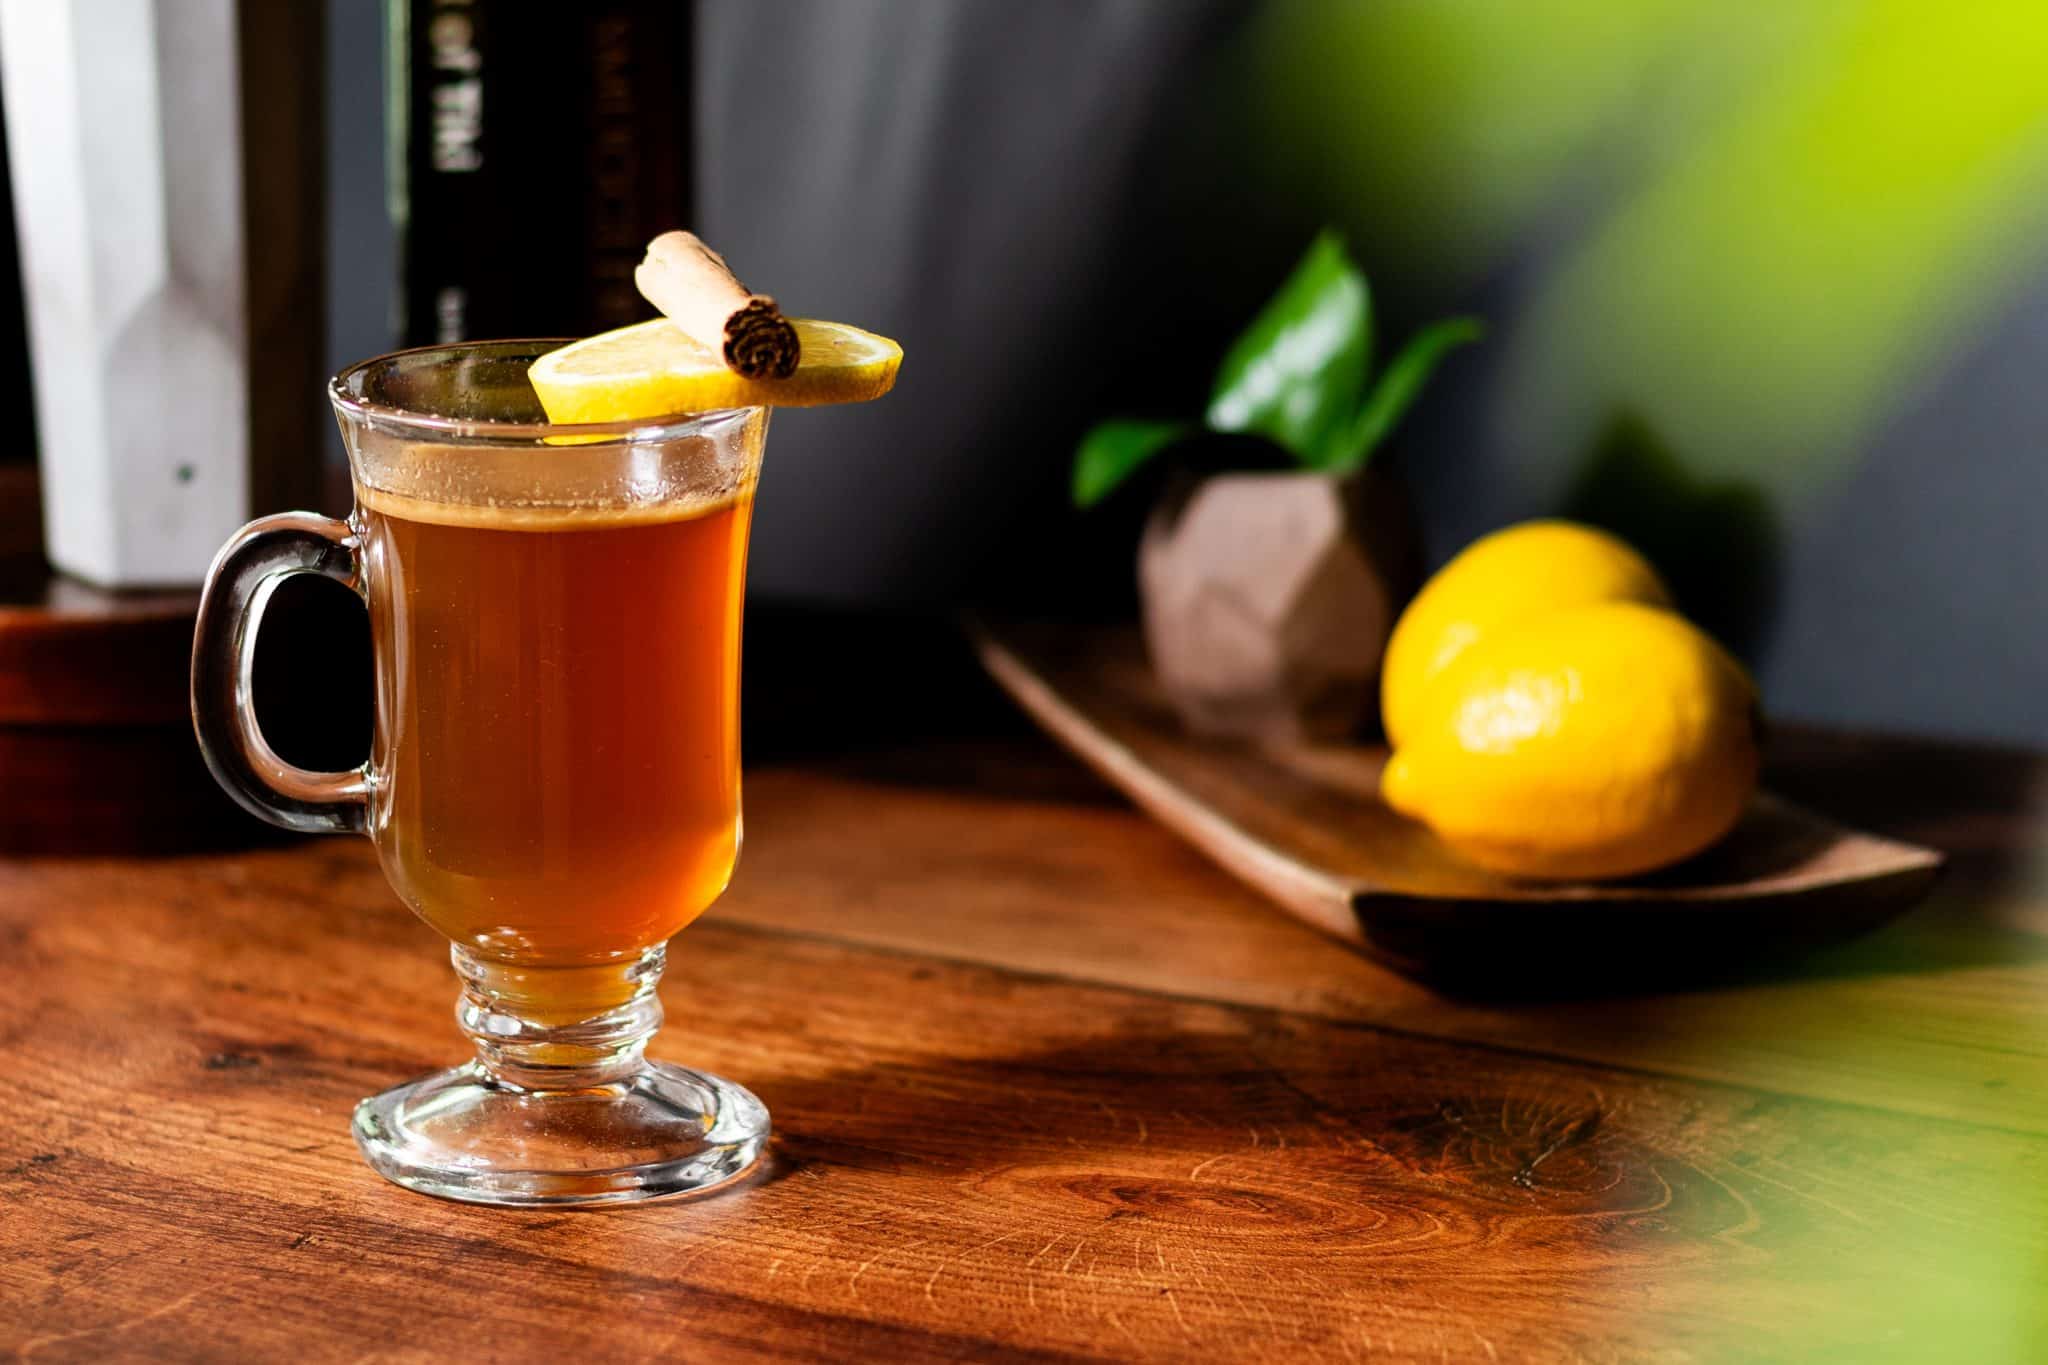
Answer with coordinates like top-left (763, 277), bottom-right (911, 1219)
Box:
top-left (190, 512), bottom-right (371, 834)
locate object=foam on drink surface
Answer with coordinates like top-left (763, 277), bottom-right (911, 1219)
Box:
top-left (352, 423), bottom-right (762, 532)
top-left (355, 481), bottom-right (755, 532)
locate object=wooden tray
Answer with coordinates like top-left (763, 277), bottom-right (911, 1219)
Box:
top-left (972, 620), bottom-right (1944, 989)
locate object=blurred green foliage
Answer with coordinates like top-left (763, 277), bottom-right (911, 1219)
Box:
top-left (1233, 0), bottom-right (2048, 495)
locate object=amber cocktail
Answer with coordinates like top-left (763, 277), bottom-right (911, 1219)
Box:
top-left (192, 340), bottom-right (770, 1205)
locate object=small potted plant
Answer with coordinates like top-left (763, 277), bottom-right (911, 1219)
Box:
top-left (1073, 232), bottom-right (1482, 742)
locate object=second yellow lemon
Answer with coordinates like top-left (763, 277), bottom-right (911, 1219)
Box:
top-left (1379, 520), bottom-right (1671, 747)
top-left (1381, 602), bottom-right (1759, 880)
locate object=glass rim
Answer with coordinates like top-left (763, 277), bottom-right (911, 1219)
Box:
top-left (327, 338), bottom-right (760, 444)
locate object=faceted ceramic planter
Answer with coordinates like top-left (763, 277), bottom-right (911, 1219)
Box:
top-left (1138, 467), bottom-right (1420, 743)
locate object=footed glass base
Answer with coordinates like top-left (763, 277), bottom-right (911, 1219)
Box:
top-left (350, 942), bottom-right (768, 1206)
top-left (352, 1059), bottom-right (769, 1207)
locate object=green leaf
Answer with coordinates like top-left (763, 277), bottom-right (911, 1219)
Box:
top-left (1203, 230), bottom-right (1372, 464)
top-left (1071, 418), bottom-right (1194, 508)
top-left (1320, 317), bottom-right (1483, 476)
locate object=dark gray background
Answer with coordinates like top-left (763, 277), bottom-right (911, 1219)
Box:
top-left (326, 0), bottom-right (2047, 748)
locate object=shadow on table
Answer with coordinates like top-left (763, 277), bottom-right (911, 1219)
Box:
top-left (755, 1023), bottom-right (1637, 1200)
top-left (750, 1014), bottom-right (2047, 1354)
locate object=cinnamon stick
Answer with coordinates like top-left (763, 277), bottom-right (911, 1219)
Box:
top-left (634, 230), bottom-right (800, 379)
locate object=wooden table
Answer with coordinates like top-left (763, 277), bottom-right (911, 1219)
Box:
top-left (5, 619), bottom-right (2046, 1361)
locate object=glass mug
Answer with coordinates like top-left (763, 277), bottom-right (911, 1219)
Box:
top-left (192, 341), bottom-right (770, 1206)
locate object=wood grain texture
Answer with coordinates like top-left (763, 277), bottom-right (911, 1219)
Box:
top-left (3, 834), bottom-right (2045, 1361)
top-left (4, 611), bottom-right (2045, 1359)
top-left (726, 741), bottom-right (2048, 1140)
top-left (972, 620), bottom-right (1941, 986)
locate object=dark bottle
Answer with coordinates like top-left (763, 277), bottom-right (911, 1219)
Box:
top-left (389, 0), bottom-right (693, 346)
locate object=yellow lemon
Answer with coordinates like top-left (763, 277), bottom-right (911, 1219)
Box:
top-left (1381, 602), bottom-right (1759, 880)
top-left (1380, 520), bottom-right (1672, 747)
top-left (528, 316), bottom-right (902, 424)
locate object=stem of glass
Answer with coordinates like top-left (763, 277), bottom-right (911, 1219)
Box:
top-left (452, 944), bottom-right (667, 1091)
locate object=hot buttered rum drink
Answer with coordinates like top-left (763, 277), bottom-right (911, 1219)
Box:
top-left (357, 485), bottom-right (751, 966)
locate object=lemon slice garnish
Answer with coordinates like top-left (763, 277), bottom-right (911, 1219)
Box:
top-left (529, 317), bottom-right (902, 424)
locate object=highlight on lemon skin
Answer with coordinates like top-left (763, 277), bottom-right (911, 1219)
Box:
top-left (1379, 519), bottom-right (1671, 749)
top-left (1381, 601), bottom-right (1759, 881)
